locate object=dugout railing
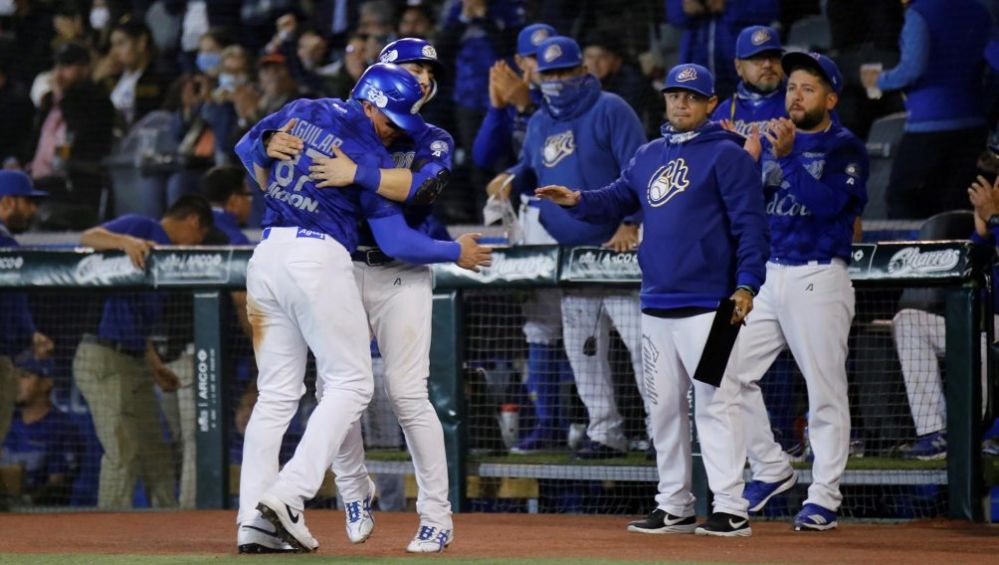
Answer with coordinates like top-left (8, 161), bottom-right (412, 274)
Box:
top-left (0, 241), bottom-right (992, 521)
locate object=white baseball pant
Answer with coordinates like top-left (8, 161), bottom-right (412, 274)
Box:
top-left (332, 261), bottom-right (452, 530)
top-left (237, 227), bottom-right (374, 523)
top-left (562, 290), bottom-right (648, 451)
top-left (643, 312), bottom-right (749, 518)
top-left (732, 260), bottom-right (854, 512)
top-left (520, 200), bottom-right (563, 346)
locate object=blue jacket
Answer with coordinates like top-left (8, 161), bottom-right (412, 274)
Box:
top-left (0, 219), bottom-right (36, 358)
top-left (211, 208), bottom-right (250, 245)
top-left (711, 82), bottom-right (786, 136)
top-left (666, 0), bottom-right (780, 97)
top-left (571, 121), bottom-right (769, 310)
top-left (761, 122), bottom-right (869, 264)
top-left (878, 0), bottom-right (991, 132)
top-left (508, 80), bottom-right (646, 246)
top-left (472, 94), bottom-right (538, 170)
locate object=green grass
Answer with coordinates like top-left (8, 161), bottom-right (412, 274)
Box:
top-left (0, 556), bottom-right (721, 565)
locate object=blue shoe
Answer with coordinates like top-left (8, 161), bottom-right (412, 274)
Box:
top-left (743, 471), bottom-right (797, 513)
top-left (903, 432), bottom-right (946, 461)
top-left (793, 503), bottom-right (838, 531)
top-left (511, 430), bottom-right (561, 454)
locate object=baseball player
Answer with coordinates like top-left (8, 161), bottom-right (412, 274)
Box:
top-left (305, 37), bottom-right (468, 552)
top-left (232, 63), bottom-right (488, 554)
top-left (730, 52), bottom-right (868, 531)
top-left (711, 25), bottom-right (785, 136)
top-left (537, 63), bottom-right (769, 537)
top-left (508, 35), bottom-right (650, 459)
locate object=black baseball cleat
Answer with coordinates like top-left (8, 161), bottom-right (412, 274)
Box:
top-left (694, 512), bottom-right (752, 537)
top-left (627, 508), bottom-right (697, 534)
top-left (574, 440), bottom-right (627, 460)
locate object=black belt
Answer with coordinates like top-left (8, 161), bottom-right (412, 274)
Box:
top-left (351, 248), bottom-right (394, 266)
top-left (81, 334), bottom-right (146, 359)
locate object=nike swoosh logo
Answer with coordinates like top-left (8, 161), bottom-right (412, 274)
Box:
top-left (663, 515), bottom-right (688, 526)
top-left (242, 525), bottom-right (281, 539)
top-left (729, 518), bottom-right (747, 529)
top-left (286, 504), bottom-right (300, 524)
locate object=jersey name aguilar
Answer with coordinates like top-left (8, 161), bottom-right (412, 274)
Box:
top-left (264, 119), bottom-right (344, 212)
top-left (763, 152), bottom-right (825, 218)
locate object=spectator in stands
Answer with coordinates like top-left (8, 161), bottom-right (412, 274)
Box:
top-left (73, 194), bottom-right (213, 509)
top-left (320, 33), bottom-right (370, 100)
top-left (711, 25), bottom-right (785, 136)
top-left (201, 44), bottom-right (253, 163)
top-left (357, 0), bottom-right (397, 39)
top-left (165, 0), bottom-right (242, 70)
top-left (0, 356), bottom-right (80, 506)
top-left (505, 36), bottom-right (650, 459)
top-left (102, 19), bottom-right (171, 129)
top-left (582, 29), bottom-right (660, 137)
top-left (665, 0), bottom-right (779, 100)
top-left (28, 42), bottom-right (115, 230)
top-left (86, 0), bottom-right (117, 53)
top-left (861, 0), bottom-right (992, 219)
top-left (51, 4), bottom-right (90, 55)
top-left (231, 53), bottom-right (309, 141)
top-left (0, 171), bottom-right (54, 450)
top-left (398, 3), bottom-right (435, 40)
top-left (0, 52), bottom-right (35, 168)
top-left (194, 28), bottom-right (234, 80)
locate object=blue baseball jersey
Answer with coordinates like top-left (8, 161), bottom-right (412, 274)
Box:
top-left (356, 123), bottom-right (455, 248)
top-left (211, 208), bottom-right (250, 245)
top-left (94, 214), bottom-right (171, 351)
top-left (711, 82), bottom-right (787, 136)
top-left (0, 219), bottom-right (36, 357)
top-left (570, 122), bottom-right (769, 310)
top-left (234, 98), bottom-right (402, 253)
top-left (1, 407), bottom-right (80, 493)
top-left (508, 87), bottom-right (646, 246)
top-left (761, 122), bottom-right (868, 264)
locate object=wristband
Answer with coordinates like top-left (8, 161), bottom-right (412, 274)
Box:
top-left (353, 166), bottom-right (382, 193)
top-left (736, 285), bottom-right (757, 297)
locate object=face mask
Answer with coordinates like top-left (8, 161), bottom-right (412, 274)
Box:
top-left (90, 6), bottom-right (111, 30)
top-left (0, 0), bottom-right (16, 17)
top-left (540, 74), bottom-right (598, 119)
top-left (196, 51), bottom-right (221, 74)
top-left (218, 73), bottom-right (247, 90)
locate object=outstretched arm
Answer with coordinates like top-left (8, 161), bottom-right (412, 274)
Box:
top-left (369, 214), bottom-right (492, 271)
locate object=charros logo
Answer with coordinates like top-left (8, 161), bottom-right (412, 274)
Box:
top-left (751, 29), bottom-right (771, 45)
top-left (366, 86), bottom-right (388, 108)
top-left (380, 49), bottom-right (398, 63)
top-left (0, 255), bottom-right (24, 270)
top-left (543, 43), bottom-right (562, 63)
top-left (74, 254), bottom-right (140, 284)
top-left (531, 29), bottom-right (550, 45)
top-left (456, 253), bottom-right (557, 283)
top-left (542, 130), bottom-right (575, 168)
top-left (676, 66), bottom-right (698, 82)
top-left (421, 45), bottom-right (437, 59)
top-left (887, 247), bottom-right (961, 276)
top-left (647, 158), bottom-right (690, 207)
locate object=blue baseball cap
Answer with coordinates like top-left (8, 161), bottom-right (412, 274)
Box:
top-left (661, 63), bottom-right (714, 97)
top-left (517, 23), bottom-right (556, 57)
top-left (535, 36), bottom-right (583, 73)
top-left (15, 355), bottom-right (53, 378)
top-left (0, 170), bottom-right (48, 198)
top-left (782, 51), bottom-right (843, 94)
top-left (736, 25), bottom-right (782, 59)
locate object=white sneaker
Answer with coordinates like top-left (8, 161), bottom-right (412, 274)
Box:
top-left (237, 516), bottom-right (299, 553)
top-left (344, 477), bottom-right (377, 543)
top-left (257, 493), bottom-right (320, 552)
top-left (405, 524), bottom-right (454, 553)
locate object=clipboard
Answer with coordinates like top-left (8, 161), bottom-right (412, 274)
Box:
top-left (692, 299), bottom-right (742, 387)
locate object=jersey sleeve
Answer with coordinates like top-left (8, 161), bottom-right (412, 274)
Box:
top-left (571, 151), bottom-right (643, 225)
top-left (368, 214), bottom-right (461, 264)
top-left (405, 128), bottom-right (455, 205)
top-left (715, 145), bottom-right (770, 293)
top-left (472, 106), bottom-right (514, 169)
top-left (778, 137), bottom-right (869, 219)
top-left (233, 99), bottom-right (310, 186)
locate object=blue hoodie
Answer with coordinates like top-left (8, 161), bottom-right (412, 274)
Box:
top-left (711, 82), bottom-right (787, 136)
top-left (507, 75), bottom-right (646, 245)
top-left (761, 122), bottom-right (869, 264)
top-left (570, 121), bottom-right (769, 310)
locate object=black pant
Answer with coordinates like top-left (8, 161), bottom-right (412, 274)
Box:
top-left (885, 126), bottom-right (988, 219)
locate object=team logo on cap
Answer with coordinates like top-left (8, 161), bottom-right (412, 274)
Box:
top-left (543, 44), bottom-right (563, 64)
top-left (676, 66), bottom-right (697, 82)
top-left (366, 86), bottom-right (389, 108)
top-left (421, 45), bottom-right (437, 59)
top-left (542, 130), bottom-right (575, 168)
top-left (531, 28), bottom-right (550, 45)
top-left (751, 29), bottom-right (771, 46)
top-left (380, 50), bottom-right (398, 63)
top-left (647, 158), bottom-right (690, 207)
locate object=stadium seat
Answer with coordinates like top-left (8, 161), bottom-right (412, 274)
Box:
top-left (786, 15), bottom-right (832, 52)
top-left (864, 112), bottom-right (908, 220)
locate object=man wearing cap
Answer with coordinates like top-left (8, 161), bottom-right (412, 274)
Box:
top-left (509, 35), bottom-right (650, 460)
top-left (536, 62), bottom-right (768, 536)
top-left (711, 25), bottom-right (785, 137)
top-left (28, 42), bottom-right (115, 230)
top-left (0, 171), bottom-right (54, 451)
top-left (582, 29), bottom-right (660, 137)
top-left (0, 355), bottom-right (80, 505)
top-left (729, 52), bottom-right (868, 532)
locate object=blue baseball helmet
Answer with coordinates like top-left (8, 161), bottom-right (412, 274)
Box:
top-left (351, 62), bottom-right (427, 134)
top-left (378, 37), bottom-right (442, 101)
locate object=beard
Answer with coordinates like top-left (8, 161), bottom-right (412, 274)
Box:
top-left (791, 106), bottom-right (825, 130)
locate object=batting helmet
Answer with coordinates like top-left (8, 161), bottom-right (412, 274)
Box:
top-left (378, 37), bottom-right (443, 102)
top-left (351, 62), bottom-right (427, 134)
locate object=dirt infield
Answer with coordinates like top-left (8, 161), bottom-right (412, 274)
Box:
top-left (1, 511), bottom-right (997, 564)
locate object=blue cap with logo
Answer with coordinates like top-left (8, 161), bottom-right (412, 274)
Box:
top-left (661, 63), bottom-right (714, 97)
top-left (15, 355), bottom-right (53, 378)
top-left (0, 170), bottom-right (48, 198)
top-left (736, 25), bottom-right (783, 59)
top-left (517, 23), bottom-right (556, 57)
top-left (351, 62), bottom-right (427, 134)
top-left (535, 36), bottom-right (583, 73)
top-left (782, 51), bottom-right (843, 94)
